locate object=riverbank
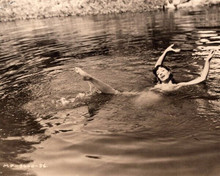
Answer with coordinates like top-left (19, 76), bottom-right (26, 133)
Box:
top-left (0, 0), bottom-right (163, 22)
top-left (0, 0), bottom-right (219, 22)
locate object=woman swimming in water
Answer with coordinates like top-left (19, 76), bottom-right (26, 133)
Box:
top-left (75, 44), bottom-right (215, 94)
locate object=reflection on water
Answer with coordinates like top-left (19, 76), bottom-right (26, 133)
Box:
top-left (0, 6), bottom-right (220, 176)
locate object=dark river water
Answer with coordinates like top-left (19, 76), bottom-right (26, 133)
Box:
top-left (0, 6), bottom-right (220, 176)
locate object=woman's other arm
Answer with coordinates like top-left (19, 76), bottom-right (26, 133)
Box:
top-left (177, 50), bottom-right (215, 87)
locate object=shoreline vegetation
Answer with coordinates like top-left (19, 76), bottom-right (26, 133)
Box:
top-left (0, 0), bottom-right (220, 22)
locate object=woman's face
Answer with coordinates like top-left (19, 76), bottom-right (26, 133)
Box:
top-left (156, 67), bottom-right (171, 82)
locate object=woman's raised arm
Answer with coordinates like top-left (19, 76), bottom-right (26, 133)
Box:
top-left (155, 44), bottom-right (181, 67)
top-left (177, 50), bottom-right (215, 87)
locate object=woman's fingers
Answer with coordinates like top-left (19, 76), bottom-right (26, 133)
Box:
top-left (169, 44), bottom-right (174, 48)
top-left (167, 44), bottom-right (181, 52)
top-left (208, 50), bottom-right (215, 56)
top-left (165, 44), bottom-right (174, 51)
top-left (210, 50), bottom-right (215, 54)
top-left (173, 48), bottom-right (181, 52)
top-left (206, 50), bottom-right (215, 61)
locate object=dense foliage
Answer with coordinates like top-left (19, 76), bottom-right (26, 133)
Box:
top-left (0, 0), bottom-right (219, 22)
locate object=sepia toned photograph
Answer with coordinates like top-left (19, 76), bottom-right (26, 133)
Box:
top-left (0, 0), bottom-right (220, 176)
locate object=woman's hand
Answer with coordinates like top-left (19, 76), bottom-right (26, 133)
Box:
top-left (206, 50), bottom-right (215, 62)
top-left (165, 44), bottom-right (181, 53)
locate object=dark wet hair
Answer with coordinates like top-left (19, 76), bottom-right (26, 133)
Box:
top-left (153, 65), bottom-right (176, 84)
